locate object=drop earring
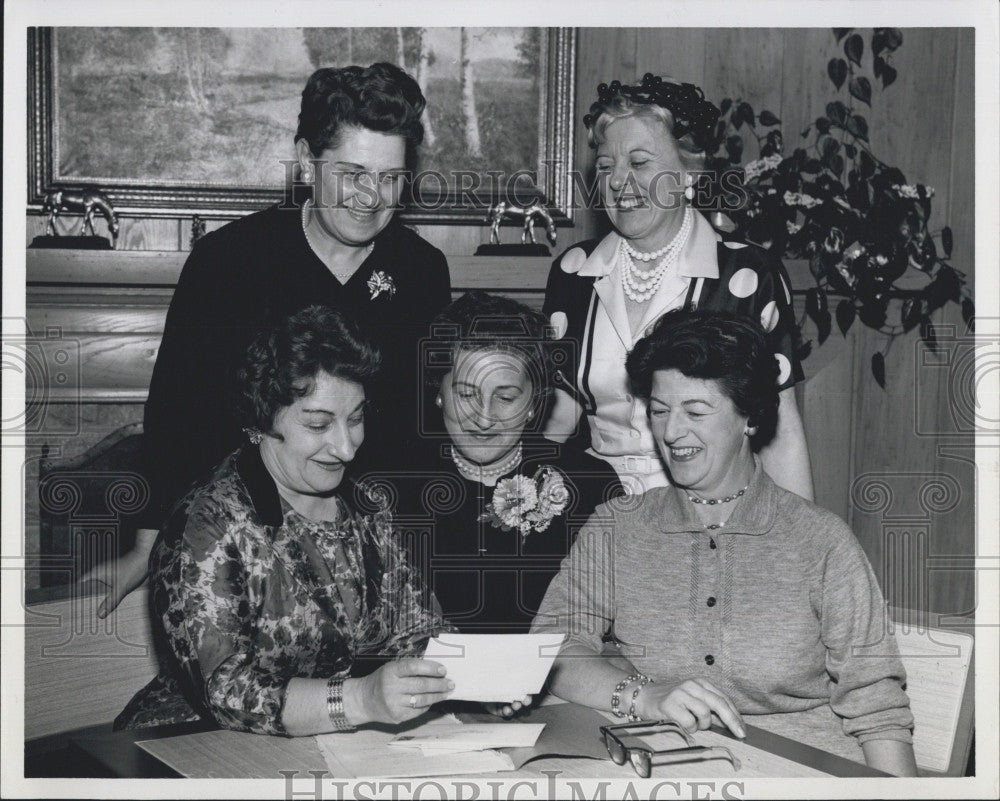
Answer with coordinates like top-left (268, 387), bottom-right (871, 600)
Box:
top-left (684, 172), bottom-right (695, 201)
top-left (435, 396), bottom-right (443, 409)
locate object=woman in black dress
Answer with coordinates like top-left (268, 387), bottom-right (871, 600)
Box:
top-left (87, 63), bottom-right (450, 615)
top-left (352, 292), bottom-right (623, 634)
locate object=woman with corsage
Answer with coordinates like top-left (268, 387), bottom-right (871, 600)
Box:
top-left (354, 291), bottom-right (622, 635)
top-left (533, 309), bottom-right (916, 776)
top-left (116, 306), bottom-right (454, 735)
top-left (543, 74), bottom-right (813, 498)
top-left (86, 63), bottom-right (450, 617)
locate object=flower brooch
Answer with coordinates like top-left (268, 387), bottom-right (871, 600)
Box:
top-left (479, 466), bottom-right (570, 542)
top-left (366, 270), bottom-right (396, 300)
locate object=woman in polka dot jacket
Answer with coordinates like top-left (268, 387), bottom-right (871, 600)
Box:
top-left (543, 74), bottom-right (813, 498)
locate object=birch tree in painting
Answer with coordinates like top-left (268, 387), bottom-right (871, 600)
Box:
top-left (459, 28), bottom-right (483, 159)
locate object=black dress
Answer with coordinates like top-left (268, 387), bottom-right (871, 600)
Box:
top-left (140, 204), bottom-right (450, 530)
top-left (352, 437), bottom-right (623, 633)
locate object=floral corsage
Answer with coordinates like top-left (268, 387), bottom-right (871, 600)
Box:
top-left (366, 270), bottom-right (396, 300)
top-left (479, 466), bottom-right (570, 541)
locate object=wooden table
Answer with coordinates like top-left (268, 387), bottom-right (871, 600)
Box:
top-left (67, 704), bottom-right (888, 781)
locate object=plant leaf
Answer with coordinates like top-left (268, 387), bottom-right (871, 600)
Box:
top-left (849, 76), bottom-right (872, 106)
top-left (844, 143), bottom-right (857, 158)
top-left (720, 97), bottom-right (733, 116)
top-left (881, 63), bottom-right (898, 89)
top-left (920, 317), bottom-right (938, 353)
top-left (801, 125), bottom-right (812, 138)
top-left (961, 298), bottom-right (975, 332)
top-left (871, 352), bottom-right (886, 388)
top-left (884, 28), bottom-right (903, 50)
top-left (836, 299), bottom-right (856, 335)
top-left (815, 117), bottom-right (831, 135)
top-left (759, 109), bottom-right (781, 126)
top-left (833, 28), bottom-right (853, 43)
top-left (858, 148), bottom-right (876, 178)
top-left (825, 101), bottom-right (848, 126)
top-left (873, 54), bottom-right (885, 79)
top-left (900, 297), bottom-right (921, 332)
top-left (846, 114), bottom-right (870, 142)
top-left (725, 134), bottom-right (744, 164)
top-left (737, 102), bottom-right (756, 129)
top-left (827, 58), bottom-right (848, 90)
top-left (844, 33), bottom-right (864, 67)
top-left (872, 31), bottom-right (887, 58)
top-left (820, 136), bottom-right (841, 159)
top-left (803, 158), bottom-right (823, 174)
top-left (828, 154), bottom-right (845, 177)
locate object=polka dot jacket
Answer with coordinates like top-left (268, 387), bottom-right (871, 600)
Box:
top-left (542, 211), bottom-right (804, 463)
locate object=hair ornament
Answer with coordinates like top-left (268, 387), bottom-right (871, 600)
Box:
top-left (584, 73), bottom-right (721, 150)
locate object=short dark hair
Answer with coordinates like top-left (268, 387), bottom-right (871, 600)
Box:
top-left (625, 308), bottom-right (780, 447)
top-left (238, 305), bottom-right (381, 434)
top-left (295, 63), bottom-right (426, 163)
top-left (424, 292), bottom-right (554, 421)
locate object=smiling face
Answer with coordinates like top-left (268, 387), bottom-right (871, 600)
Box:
top-left (440, 348), bottom-right (535, 466)
top-left (594, 114), bottom-right (689, 252)
top-left (648, 369), bottom-right (754, 498)
top-left (299, 125), bottom-right (407, 248)
top-left (259, 370), bottom-right (366, 508)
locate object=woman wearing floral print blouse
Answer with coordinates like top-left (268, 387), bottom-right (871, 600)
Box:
top-left (115, 306), bottom-right (453, 735)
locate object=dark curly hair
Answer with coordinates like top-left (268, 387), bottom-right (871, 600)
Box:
top-left (625, 308), bottom-right (780, 448)
top-left (295, 63), bottom-right (426, 164)
top-left (238, 305), bottom-right (381, 436)
top-left (423, 292), bottom-right (554, 428)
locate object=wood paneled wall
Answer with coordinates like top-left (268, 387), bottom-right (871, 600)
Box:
top-left (25, 29), bottom-right (976, 616)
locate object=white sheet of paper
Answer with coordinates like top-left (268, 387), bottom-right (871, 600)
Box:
top-left (422, 632), bottom-right (564, 702)
top-left (389, 722), bottom-right (545, 753)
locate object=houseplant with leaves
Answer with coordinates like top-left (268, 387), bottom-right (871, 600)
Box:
top-left (702, 28), bottom-right (974, 386)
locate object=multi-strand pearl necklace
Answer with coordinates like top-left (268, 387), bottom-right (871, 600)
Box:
top-left (450, 443), bottom-right (523, 483)
top-left (619, 206), bottom-right (693, 303)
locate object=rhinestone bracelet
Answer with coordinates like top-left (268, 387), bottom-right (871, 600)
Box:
top-left (326, 677), bottom-right (355, 732)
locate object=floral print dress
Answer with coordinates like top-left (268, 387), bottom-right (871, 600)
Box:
top-left (115, 447), bottom-right (448, 735)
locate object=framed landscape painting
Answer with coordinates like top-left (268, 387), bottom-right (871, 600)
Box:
top-left (28, 27), bottom-right (576, 222)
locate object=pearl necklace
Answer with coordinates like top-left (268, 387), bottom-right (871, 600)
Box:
top-left (687, 484), bottom-right (749, 505)
top-left (301, 201), bottom-right (373, 280)
top-left (450, 443), bottom-right (523, 483)
top-left (619, 206), bottom-right (693, 303)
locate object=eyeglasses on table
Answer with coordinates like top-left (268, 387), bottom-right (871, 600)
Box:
top-left (599, 720), bottom-right (742, 778)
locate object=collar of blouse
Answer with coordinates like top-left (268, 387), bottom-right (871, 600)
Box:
top-left (650, 456), bottom-right (779, 536)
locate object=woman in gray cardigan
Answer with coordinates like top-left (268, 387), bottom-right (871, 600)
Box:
top-left (533, 308), bottom-right (916, 776)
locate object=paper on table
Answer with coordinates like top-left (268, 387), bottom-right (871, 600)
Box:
top-left (423, 633), bottom-right (564, 702)
top-left (389, 722), bottom-right (545, 755)
top-left (315, 715), bottom-right (516, 778)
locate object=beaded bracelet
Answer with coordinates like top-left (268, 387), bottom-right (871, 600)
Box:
top-left (611, 673), bottom-right (646, 718)
top-left (627, 675), bottom-right (654, 722)
top-left (326, 677), bottom-right (355, 732)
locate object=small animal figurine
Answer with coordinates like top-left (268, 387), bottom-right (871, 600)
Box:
top-left (487, 198), bottom-right (557, 248)
top-left (42, 188), bottom-right (120, 248)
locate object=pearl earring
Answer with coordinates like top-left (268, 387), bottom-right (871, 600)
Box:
top-left (527, 409), bottom-right (534, 420)
top-left (684, 173), bottom-right (695, 201)
top-left (435, 396), bottom-right (443, 408)
top-left (744, 426), bottom-right (757, 437)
